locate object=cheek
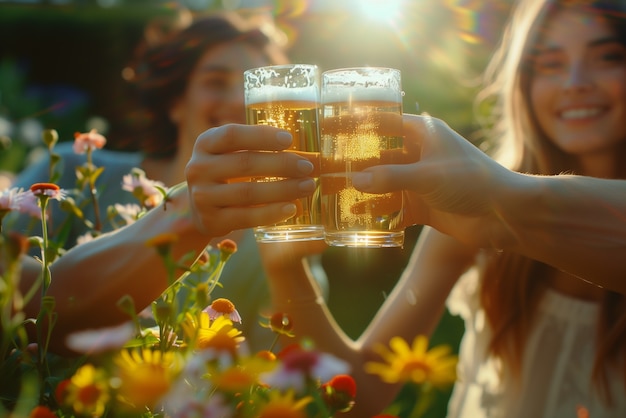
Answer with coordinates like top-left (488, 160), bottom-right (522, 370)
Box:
top-left (604, 72), bottom-right (626, 110)
top-left (530, 80), bottom-right (553, 131)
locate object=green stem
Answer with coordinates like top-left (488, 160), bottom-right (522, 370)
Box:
top-left (407, 383), bottom-right (434, 418)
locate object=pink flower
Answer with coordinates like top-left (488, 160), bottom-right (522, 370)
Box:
top-left (113, 203), bottom-right (142, 225)
top-left (260, 344), bottom-right (350, 392)
top-left (14, 191), bottom-right (42, 219)
top-left (73, 129), bottom-right (106, 154)
top-left (66, 321), bottom-right (135, 354)
top-left (0, 187), bottom-right (25, 211)
top-left (122, 169), bottom-right (166, 208)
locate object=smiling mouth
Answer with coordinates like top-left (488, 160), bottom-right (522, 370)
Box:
top-left (559, 107), bottom-right (604, 120)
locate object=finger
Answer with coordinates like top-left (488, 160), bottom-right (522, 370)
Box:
top-left (186, 150), bottom-right (315, 184)
top-left (195, 203), bottom-right (299, 236)
top-left (190, 178), bottom-right (317, 209)
top-left (195, 124), bottom-right (293, 154)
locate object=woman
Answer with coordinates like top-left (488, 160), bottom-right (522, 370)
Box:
top-left (212, 0), bottom-right (626, 416)
top-left (6, 12), bottom-right (308, 353)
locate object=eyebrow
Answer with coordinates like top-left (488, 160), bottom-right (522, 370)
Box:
top-left (535, 36), bottom-right (622, 52)
top-left (197, 65), bottom-right (236, 74)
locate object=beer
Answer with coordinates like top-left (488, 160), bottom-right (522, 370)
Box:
top-left (321, 68), bottom-right (405, 247)
top-left (244, 65), bottom-right (323, 242)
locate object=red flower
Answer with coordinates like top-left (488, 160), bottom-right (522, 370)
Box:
top-left (321, 374), bottom-right (357, 413)
top-left (29, 406), bottom-right (57, 418)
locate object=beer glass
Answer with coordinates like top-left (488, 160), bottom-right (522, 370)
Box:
top-left (320, 67), bottom-right (405, 247)
top-left (244, 64), bottom-right (323, 242)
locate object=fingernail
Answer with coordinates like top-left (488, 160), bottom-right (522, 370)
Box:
top-left (297, 159), bottom-right (314, 174)
top-left (352, 172), bottom-right (373, 189)
top-left (298, 178), bottom-right (316, 192)
top-left (276, 131), bottom-right (292, 147)
top-left (281, 203), bottom-right (297, 215)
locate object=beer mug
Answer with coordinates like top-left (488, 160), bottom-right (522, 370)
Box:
top-left (244, 64), bottom-right (324, 242)
top-left (320, 67), bottom-right (405, 247)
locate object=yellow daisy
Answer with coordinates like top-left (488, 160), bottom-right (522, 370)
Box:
top-left (181, 312), bottom-right (244, 355)
top-left (114, 348), bottom-right (179, 410)
top-left (256, 390), bottom-right (312, 418)
top-left (65, 364), bottom-right (110, 416)
top-left (365, 335), bottom-right (457, 388)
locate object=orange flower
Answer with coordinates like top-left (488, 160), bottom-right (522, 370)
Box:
top-left (206, 298), bottom-right (242, 323)
top-left (260, 312), bottom-right (295, 337)
top-left (73, 129), bottom-right (106, 154)
top-left (217, 238), bottom-right (237, 261)
top-left (30, 183), bottom-right (64, 200)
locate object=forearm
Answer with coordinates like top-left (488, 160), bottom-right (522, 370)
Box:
top-left (26, 185), bottom-right (212, 346)
top-left (492, 173), bottom-right (626, 293)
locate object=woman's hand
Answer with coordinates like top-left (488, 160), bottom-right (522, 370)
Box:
top-left (352, 114), bottom-right (515, 248)
top-left (185, 124), bottom-right (319, 237)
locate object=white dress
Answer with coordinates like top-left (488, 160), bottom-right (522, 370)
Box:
top-left (446, 269), bottom-right (626, 418)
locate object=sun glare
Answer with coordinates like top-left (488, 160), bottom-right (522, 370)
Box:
top-left (356, 0), bottom-right (405, 23)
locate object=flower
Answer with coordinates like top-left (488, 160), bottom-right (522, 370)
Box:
top-left (122, 168), bottom-right (167, 208)
top-left (182, 313), bottom-right (245, 355)
top-left (320, 374), bottom-right (357, 413)
top-left (29, 182), bottom-right (65, 200)
top-left (114, 348), bottom-right (179, 410)
top-left (145, 232), bottom-right (179, 257)
top-left (29, 406), bottom-right (57, 418)
top-left (112, 202), bottom-right (143, 224)
top-left (0, 187), bottom-right (24, 212)
top-left (260, 312), bottom-right (295, 337)
top-left (206, 298), bottom-right (242, 323)
top-left (63, 364), bottom-right (110, 416)
top-left (12, 189), bottom-right (41, 219)
top-left (217, 238), bottom-right (237, 261)
top-left (365, 335), bottom-right (457, 388)
top-left (256, 390), bottom-right (312, 418)
top-left (261, 343), bottom-right (351, 393)
top-left (66, 321), bottom-right (135, 354)
top-left (73, 128), bottom-right (106, 154)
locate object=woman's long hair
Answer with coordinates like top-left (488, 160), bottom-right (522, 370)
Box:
top-left (477, 0), bottom-right (626, 402)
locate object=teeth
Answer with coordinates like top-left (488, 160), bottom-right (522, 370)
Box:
top-left (560, 108), bottom-right (602, 119)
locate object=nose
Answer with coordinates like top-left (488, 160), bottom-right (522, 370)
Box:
top-left (563, 61), bottom-right (592, 92)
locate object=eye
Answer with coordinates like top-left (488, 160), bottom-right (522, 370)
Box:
top-left (530, 49), bottom-right (567, 75)
top-left (590, 42), bottom-right (626, 69)
top-left (202, 73), bottom-right (233, 91)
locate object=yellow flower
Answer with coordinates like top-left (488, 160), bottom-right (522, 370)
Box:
top-left (365, 335), bottom-right (457, 388)
top-left (256, 390), bottom-right (312, 418)
top-left (65, 364), bottom-right (110, 416)
top-left (181, 312), bottom-right (244, 355)
top-left (211, 355), bottom-right (277, 392)
top-left (114, 348), bottom-right (179, 410)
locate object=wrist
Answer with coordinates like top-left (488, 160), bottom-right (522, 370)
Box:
top-left (488, 171), bottom-right (540, 251)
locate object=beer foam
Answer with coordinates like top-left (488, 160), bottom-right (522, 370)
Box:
top-left (246, 85), bottom-right (319, 105)
top-left (244, 64), bottom-right (320, 105)
top-left (321, 86), bottom-right (401, 104)
top-left (321, 68), bottom-right (402, 104)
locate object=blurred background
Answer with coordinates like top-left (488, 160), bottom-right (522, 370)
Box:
top-left (0, 0), bottom-right (514, 416)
